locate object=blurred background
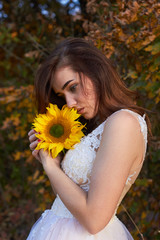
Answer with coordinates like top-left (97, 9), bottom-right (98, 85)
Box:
top-left (0, 0), bottom-right (160, 239)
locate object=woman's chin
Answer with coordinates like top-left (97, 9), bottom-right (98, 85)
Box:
top-left (82, 112), bottom-right (96, 120)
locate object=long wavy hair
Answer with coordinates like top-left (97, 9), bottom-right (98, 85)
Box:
top-left (34, 37), bottom-right (152, 138)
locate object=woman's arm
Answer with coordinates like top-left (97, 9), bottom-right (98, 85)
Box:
top-left (39, 110), bottom-right (144, 234)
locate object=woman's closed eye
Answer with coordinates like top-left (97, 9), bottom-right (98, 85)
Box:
top-left (55, 83), bottom-right (78, 98)
top-left (70, 84), bottom-right (78, 93)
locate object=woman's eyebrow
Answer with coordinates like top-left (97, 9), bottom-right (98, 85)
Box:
top-left (62, 79), bottom-right (74, 90)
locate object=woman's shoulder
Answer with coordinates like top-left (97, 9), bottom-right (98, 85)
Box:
top-left (86, 108), bottom-right (147, 142)
top-left (105, 109), bottom-right (146, 127)
top-left (87, 109), bottom-right (141, 138)
top-left (105, 109), bottom-right (138, 125)
top-left (103, 109), bottom-right (147, 145)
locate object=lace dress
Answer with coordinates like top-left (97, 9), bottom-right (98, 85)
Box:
top-left (27, 109), bottom-right (148, 240)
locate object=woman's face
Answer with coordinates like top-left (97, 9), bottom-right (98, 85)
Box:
top-left (53, 66), bottom-right (97, 119)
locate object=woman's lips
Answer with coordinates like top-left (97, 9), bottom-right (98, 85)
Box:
top-left (77, 108), bottom-right (84, 114)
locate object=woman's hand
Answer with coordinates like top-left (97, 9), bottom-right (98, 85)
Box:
top-left (39, 150), bottom-right (62, 174)
top-left (28, 129), bottom-right (41, 161)
top-left (28, 129), bottom-right (63, 172)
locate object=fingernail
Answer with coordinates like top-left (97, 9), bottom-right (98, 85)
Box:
top-left (38, 132), bottom-right (41, 134)
top-left (38, 139), bottom-right (41, 142)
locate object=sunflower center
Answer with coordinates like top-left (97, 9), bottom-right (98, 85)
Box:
top-left (49, 124), bottom-right (64, 138)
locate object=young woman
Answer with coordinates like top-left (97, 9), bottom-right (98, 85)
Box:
top-left (27, 37), bottom-right (150, 239)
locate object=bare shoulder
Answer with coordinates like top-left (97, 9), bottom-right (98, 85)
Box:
top-left (99, 110), bottom-right (144, 166)
top-left (104, 110), bottom-right (141, 134)
top-left (101, 109), bottom-right (143, 156)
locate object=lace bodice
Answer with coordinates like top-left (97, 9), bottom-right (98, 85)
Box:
top-left (61, 121), bottom-right (105, 192)
top-left (51, 109), bottom-right (148, 218)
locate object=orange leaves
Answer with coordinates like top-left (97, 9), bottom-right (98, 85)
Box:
top-left (13, 149), bottom-right (31, 161)
top-left (86, 0), bottom-right (160, 105)
top-left (13, 151), bottom-right (24, 161)
top-left (135, 62), bottom-right (142, 73)
top-left (125, 32), bottom-right (157, 51)
top-left (27, 169), bottom-right (55, 213)
top-left (125, 71), bottom-right (138, 80)
top-left (2, 115), bottom-right (20, 130)
top-left (155, 88), bottom-right (160, 104)
top-left (24, 50), bottom-right (39, 58)
top-left (0, 86), bottom-right (34, 114)
top-left (11, 32), bottom-right (17, 38)
top-left (141, 35), bottom-right (156, 47)
top-left (113, 27), bottom-right (128, 42)
top-left (27, 170), bottom-right (48, 187)
top-left (0, 85), bottom-right (34, 105)
top-left (0, 86), bottom-right (35, 143)
top-left (145, 42), bottom-right (160, 55)
top-left (116, 1), bottom-right (140, 25)
top-left (47, 23), bottom-right (54, 32)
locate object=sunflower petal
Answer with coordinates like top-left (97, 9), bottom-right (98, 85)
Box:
top-left (32, 104), bottom-right (85, 158)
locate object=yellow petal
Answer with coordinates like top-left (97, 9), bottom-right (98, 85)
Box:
top-left (32, 104), bottom-right (85, 157)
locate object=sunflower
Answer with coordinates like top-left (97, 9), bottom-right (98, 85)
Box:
top-left (32, 104), bottom-right (85, 158)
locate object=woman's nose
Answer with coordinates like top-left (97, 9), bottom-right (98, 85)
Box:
top-left (65, 96), bottom-right (77, 108)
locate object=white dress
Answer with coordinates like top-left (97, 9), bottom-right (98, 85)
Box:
top-left (27, 109), bottom-right (148, 240)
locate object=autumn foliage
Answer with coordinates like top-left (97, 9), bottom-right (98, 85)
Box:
top-left (0, 0), bottom-right (160, 239)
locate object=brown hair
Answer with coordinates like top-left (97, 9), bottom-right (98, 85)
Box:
top-left (34, 37), bottom-right (152, 138)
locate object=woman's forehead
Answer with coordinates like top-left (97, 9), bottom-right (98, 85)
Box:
top-left (53, 67), bottom-right (77, 90)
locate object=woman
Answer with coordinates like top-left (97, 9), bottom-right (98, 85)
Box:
top-left (27, 37), bottom-right (150, 239)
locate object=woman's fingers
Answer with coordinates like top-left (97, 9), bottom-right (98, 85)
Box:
top-left (28, 129), bottom-right (41, 162)
top-left (29, 139), bottom-right (39, 151)
top-left (32, 149), bottom-right (41, 162)
top-left (29, 133), bottom-right (38, 143)
top-left (28, 129), bottom-right (36, 137)
top-left (28, 129), bottom-right (41, 143)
